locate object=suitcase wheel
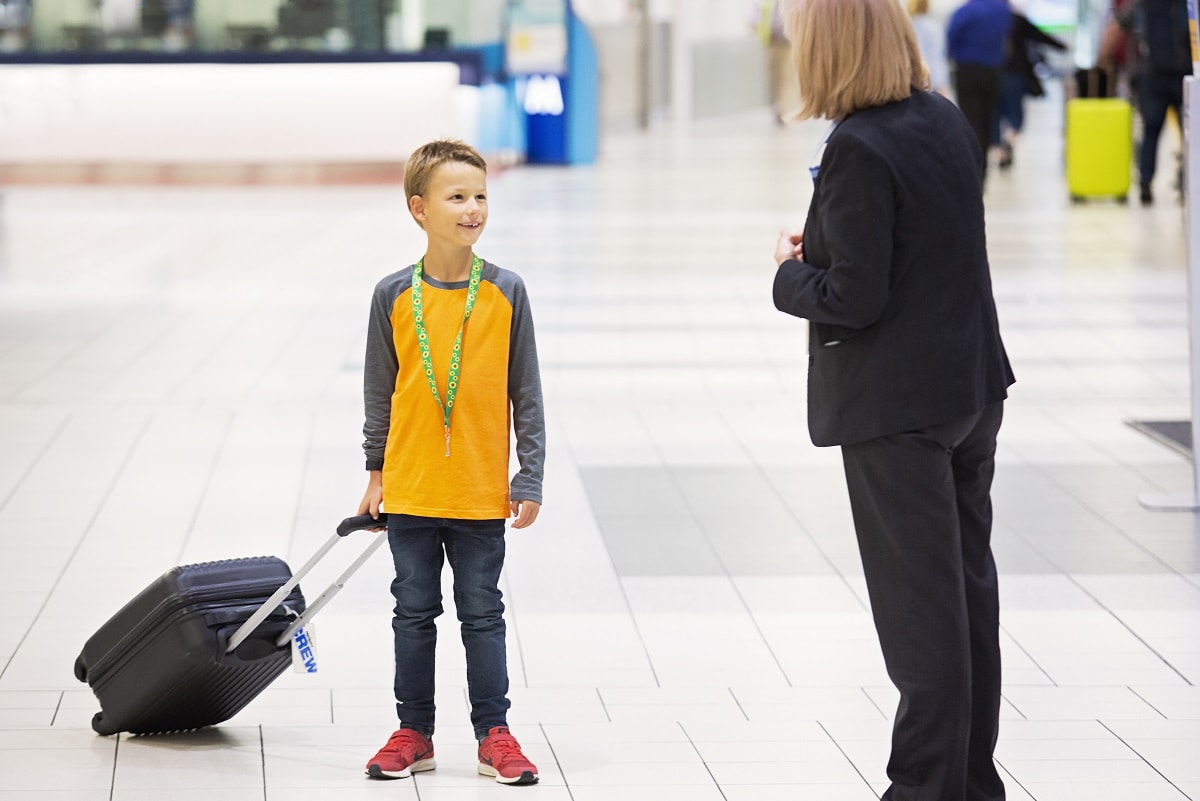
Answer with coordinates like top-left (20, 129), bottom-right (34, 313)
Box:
top-left (91, 712), bottom-right (118, 736)
top-left (73, 656), bottom-right (87, 683)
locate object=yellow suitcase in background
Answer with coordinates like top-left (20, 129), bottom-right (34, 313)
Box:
top-left (1065, 98), bottom-right (1133, 202)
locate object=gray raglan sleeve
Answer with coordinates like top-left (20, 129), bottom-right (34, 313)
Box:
top-left (362, 274), bottom-right (404, 471)
top-left (502, 270), bottom-right (546, 504)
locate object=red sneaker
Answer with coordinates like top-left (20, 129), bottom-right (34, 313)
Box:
top-left (477, 726), bottom-right (539, 785)
top-left (365, 728), bottom-right (436, 779)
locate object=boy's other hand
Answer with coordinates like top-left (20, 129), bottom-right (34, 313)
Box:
top-left (358, 470), bottom-right (385, 531)
top-left (510, 499), bottom-right (540, 529)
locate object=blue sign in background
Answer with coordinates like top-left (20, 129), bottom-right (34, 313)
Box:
top-left (510, 1), bottom-right (598, 166)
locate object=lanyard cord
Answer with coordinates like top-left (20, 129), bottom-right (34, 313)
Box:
top-left (411, 254), bottom-right (483, 457)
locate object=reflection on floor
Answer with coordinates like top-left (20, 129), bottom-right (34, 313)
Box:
top-left (0, 88), bottom-right (1197, 801)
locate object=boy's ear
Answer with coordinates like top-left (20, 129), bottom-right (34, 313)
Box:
top-left (409, 195), bottom-right (425, 222)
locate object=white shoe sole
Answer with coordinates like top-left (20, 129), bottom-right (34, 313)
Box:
top-left (478, 762), bottom-right (538, 785)
top-left (366, 757), bottom-right (436, 779)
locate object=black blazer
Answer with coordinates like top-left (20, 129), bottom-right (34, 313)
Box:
top-left (773, 90), bottom-right (1014, 447)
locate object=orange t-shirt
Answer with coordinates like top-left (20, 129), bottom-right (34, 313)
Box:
top-left (362, 260), bottom-right (544, 519)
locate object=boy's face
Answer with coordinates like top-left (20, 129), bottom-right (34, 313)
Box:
top-left (409, 160), bottom-right (488, 248)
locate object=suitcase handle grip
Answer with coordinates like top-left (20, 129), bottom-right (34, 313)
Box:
top-left (336, 513), bottom-right (389, 537)
top-left (224, 516), bottom-right (387, 654)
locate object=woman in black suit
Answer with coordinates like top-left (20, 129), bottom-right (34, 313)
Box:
top-left (772, 1), bottom-right (1016, 800)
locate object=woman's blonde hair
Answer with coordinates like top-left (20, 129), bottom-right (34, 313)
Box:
top-left (786, 0), bottom-right (930, 121)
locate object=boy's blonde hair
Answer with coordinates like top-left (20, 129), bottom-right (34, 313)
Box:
top-left (403, 139), bottom-right (488, 226)
top-left (907, 0), bottom-right (929, 16)
top-left (786, 0), bottom-right (930, 121)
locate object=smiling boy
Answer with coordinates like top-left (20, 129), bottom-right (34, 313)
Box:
top-left (358, 139), bottom-right (545, 785)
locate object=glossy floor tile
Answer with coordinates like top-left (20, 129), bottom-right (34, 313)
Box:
top-left (1, 85), bottom-right (1199, 799)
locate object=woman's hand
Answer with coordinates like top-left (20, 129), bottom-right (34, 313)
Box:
top-left (775, 228), bottom-right (804, 266)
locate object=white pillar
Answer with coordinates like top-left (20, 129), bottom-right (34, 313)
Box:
top-left (1140, 76), bottom-right (1200, 511)
top-left (669, 0), bottom-right (692, 126)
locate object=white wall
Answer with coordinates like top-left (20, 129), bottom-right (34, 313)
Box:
top-left (929, 0), bottom-right (957, 21)
top-left (651, 0), bottom-right (755, 39)
top-left (0, 62), bottom-right (468, 163)
top-left (571, 0), bottom-right (636, 24)
top-left (578, 0), bottom-right (755, 37)
top-left (574, 0), bottom-right (770, 125)
top-left (662, 0), bottom-right (763, 123)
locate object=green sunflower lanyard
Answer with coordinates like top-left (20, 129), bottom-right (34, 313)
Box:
top-left (411, 254), bottom-right (483, 457)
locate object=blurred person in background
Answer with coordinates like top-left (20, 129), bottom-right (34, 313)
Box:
top-left (1098, 0), bottom-right (1143, 102)
top-left (1111, 0), bottom-right (1190, 204)
top-left (772, 0), bottom-right (1015, 799)
top-left (751, 0), bottom-right (800, 123)
top-left (908, 0), bottom-right (952, 96)
top-left (992, 6), bottom-right (1066, 169)
top-left (163, 0), bottom-right (196, 51)
top-left (947, 0), bottom-right (1013, 179)
top-left (0, 0), bottom-right (31, 52)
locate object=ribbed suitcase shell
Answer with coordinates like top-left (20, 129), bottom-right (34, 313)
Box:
top-left (1066, 98), bottom-right (1133, 200)
top-left (74, 556), bottom-right (305, 735)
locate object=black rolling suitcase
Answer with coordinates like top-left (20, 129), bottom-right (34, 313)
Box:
top-left (74, 514), bottom-right (389, 736)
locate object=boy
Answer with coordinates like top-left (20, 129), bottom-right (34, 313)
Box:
top-left (358, 139), bottom-right (545, 786)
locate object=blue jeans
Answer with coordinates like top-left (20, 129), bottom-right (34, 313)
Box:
top-left (1137, 71), bottom-right (1184, 191)
top-left (386, 514), bottom-right (510, 740)
top-left (991, 71), bottom-right (1026, 145)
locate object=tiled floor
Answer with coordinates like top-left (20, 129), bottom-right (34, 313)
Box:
top-left (1, 86), bottom-right (1198, 800)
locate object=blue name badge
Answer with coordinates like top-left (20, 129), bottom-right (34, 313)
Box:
top-left (809, 142), bottom-right (826, 183)
top-left (810, 122), bottom-right (837, 184)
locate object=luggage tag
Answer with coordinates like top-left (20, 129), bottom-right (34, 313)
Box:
top-left (291, 624), bottom-right (318, 674)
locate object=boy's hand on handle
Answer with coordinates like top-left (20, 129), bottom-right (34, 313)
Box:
top-left (510, 499), bottom-right (540, 529)
top-left (775, 229), bottom-right (804, 266)
top-left (358, 470), bottom-right (386, 531)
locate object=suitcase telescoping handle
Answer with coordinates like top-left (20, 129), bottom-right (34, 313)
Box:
top-left (224, 513), bottom-right (389, 654)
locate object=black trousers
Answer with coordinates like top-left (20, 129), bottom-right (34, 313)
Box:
top-left (841, 402), bottom-right (1006, 801)
top-left (953, 64), bottom-right (1002, 180)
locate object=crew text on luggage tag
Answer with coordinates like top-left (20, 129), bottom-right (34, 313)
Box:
top-left (292, 625), bottom-right (318, 673)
